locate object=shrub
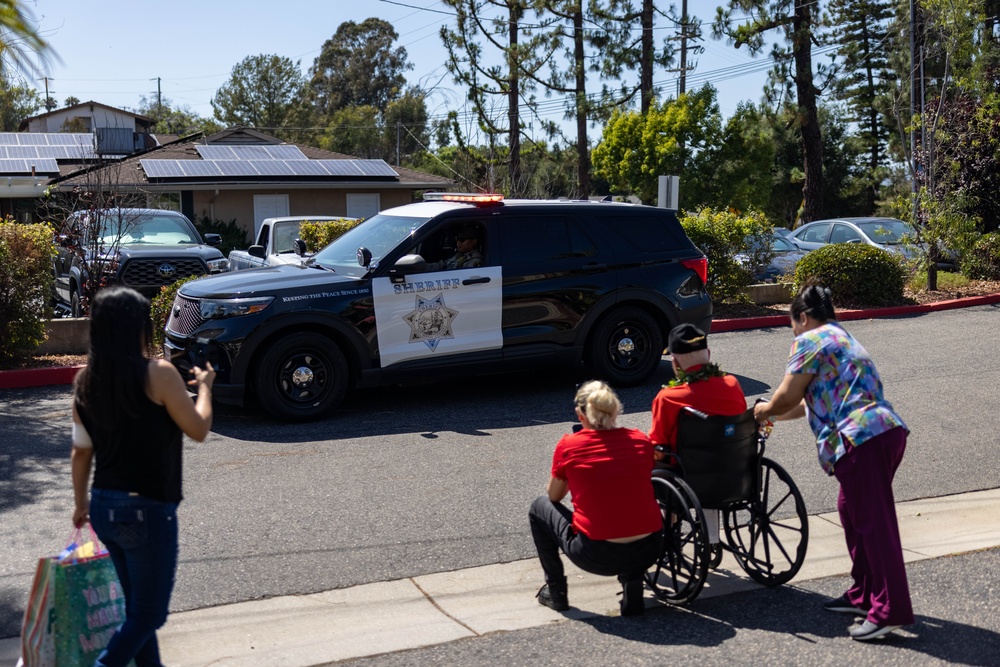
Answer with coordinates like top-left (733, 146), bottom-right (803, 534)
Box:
top-left (298, 218), bottom-right (363, 252)
top-left (195, 216), bottom-right (248, 257)
top-left (678, 208), bottom-right (773, 302)
top-left (150, 274), bottom-right (204, 352)
top-left (0, 221), bottom-right (55, 368)
top-left (792, 243), bottom-right (906, 308)
top-left (961, 232), bottom-right (1000, 279)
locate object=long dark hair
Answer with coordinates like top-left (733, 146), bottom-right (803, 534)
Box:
top-left (74, 286), bottom-right (154, 423)
top-left (790, 284), bottom-right (836, 322)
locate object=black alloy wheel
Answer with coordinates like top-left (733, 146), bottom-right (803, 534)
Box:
top-left (586, 306), bottom-right (663, 386)
top-left (255, 332), bottom-right (348, 422)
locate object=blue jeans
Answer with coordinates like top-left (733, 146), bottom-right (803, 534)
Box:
top-left (89, 488), bottom-right (178, 667)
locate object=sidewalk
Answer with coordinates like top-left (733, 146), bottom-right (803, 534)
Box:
top-left (4, 488), bottom-right (998, 667)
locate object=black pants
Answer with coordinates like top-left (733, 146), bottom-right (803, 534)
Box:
top-left (528, 496), bottom-right (663, 583)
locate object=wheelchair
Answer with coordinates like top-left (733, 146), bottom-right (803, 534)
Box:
top-left (645, 407), bottom-right (809, 604)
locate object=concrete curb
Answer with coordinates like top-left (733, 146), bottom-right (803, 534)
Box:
top-left (711, 291), bottom-right (1000, 333)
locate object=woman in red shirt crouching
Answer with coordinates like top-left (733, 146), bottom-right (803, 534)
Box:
top-left (529, 380), bottom-right (664, 616)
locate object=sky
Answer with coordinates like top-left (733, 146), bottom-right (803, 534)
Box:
top-left (22, 0), bottom-right (778, 139)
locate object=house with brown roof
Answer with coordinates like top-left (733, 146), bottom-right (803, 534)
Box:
top-left (46, 127), bottom-right (454, 239)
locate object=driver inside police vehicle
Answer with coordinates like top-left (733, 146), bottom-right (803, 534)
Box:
top-left (426, 223), bottom-right (483, 271)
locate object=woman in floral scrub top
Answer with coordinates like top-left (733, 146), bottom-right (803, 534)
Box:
top-left (755, 285), bottom-right (914, 642)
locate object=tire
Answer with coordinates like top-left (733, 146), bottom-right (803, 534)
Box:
top-left (70, 288), bottom-right (82, 318)
top-left (585, 306), bottom-right (664, 386)
top-left (254, 332), bottom-right (349, 422)
top-left (645, 473), bottom-right (710, 605)
top-left (722, 458), bottom-right (809, 587)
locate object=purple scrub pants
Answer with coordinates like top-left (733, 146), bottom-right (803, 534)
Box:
top-left (833, 426), bottom-right (915, 626)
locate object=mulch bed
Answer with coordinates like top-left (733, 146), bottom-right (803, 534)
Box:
top-left (712, 279), bottom-right (1000, 320)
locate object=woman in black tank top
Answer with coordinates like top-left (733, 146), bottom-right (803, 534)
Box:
top-left (71, 286), bottom-right (214, 667)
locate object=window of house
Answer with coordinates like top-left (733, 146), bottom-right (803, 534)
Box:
top-left (149, 192), bottom-right (181, 212)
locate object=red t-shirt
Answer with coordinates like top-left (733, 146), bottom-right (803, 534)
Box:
top-left (551, 427), bottom-right (662, 540)
top-left (648, 369), bottom-right (747, 452)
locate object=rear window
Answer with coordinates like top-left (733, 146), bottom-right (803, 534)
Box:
top-left (591, 211), bottom-right (688, 252)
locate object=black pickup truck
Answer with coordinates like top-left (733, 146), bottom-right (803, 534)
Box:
top-left (53, 208), bottom-right (229, 316)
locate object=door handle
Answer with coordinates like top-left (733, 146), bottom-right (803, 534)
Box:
top-left (462, 276), bottom-right (491, 285)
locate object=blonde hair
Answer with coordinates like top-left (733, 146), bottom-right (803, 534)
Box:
top-left (574, 380), bottom-right (622, 430)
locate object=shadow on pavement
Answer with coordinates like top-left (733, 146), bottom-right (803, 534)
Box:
top-left (582, 583), bottom-right (1000, 665)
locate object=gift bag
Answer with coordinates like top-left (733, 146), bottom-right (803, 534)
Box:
top-left (20, 527), bottom-right (127, 667)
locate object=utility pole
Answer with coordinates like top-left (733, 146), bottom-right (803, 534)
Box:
top-left (39, 77), bottom-right (56, 110)
top-left (679, 0), bottom-right (688, 96)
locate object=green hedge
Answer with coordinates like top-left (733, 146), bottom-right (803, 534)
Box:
top-left (679, 208), bottom-right (774, 303)
top-left (298, 218), bottom-right (363, 253)
top-left (0, 221), bottom-right (55, 367)
top-left (792, 243), bottom-right (906, 308)
top-left (961, 232), bottom-right (1000, 279)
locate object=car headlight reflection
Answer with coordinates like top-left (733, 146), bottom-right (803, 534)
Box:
top-left (199, 296), bottom-right (274, 320)
top-left (206, 258), bottom-right (229, 273)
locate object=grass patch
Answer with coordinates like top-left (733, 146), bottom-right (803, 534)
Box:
top-left (907, 269), bottom-right (970, 292)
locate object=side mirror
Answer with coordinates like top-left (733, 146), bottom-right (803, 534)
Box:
top-left (357, 246), bottom-right (373, 268)
top-left (294, 238), bottom-right (307, 256)
top-left (204, 233), bottom-right (222, 247)
top-left (388, 254), bottom-right (427, 284)
top-left (248, 245), bottom-right (266, 259)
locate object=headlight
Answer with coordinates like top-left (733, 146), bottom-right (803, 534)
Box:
top-left (207, 258), bottom-right (229, 273)
top-left (199, 296), bottom-right (274, 320)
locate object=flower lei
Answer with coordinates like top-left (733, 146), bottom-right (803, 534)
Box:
top-left (666, 362), bottom-right (726, 387)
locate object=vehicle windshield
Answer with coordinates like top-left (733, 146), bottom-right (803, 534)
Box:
top-left (773, 236), bottom-right (797, 252)
top-left (856, 219), bottom-right (912, 245)
top-left (310, 213), bottom-right (431, 278)
top-left (96, 213), bottom-right (200, 245)
top-left (272, 221), bottom-right (303, 253)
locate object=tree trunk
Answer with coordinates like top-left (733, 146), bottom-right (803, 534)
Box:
top-left (793, 0), bottom-right (823, 223)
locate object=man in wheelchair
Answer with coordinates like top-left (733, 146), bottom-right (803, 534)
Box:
top-left (649, 323), bottom-right (747, 458)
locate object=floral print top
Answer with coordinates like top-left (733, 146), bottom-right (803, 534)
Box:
top-left (786, 322), bottom-right (907, 475)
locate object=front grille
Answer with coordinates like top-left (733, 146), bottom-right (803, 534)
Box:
top-left (166, 294), bottom-right (205, 337)
top-left (121, 258), bottom-right (206, 290)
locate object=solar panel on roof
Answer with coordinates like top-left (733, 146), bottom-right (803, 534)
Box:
top-left (247, 160), bottom-right (295, 176)
top-left (140, 160), bottom-right (186, 178)
top-left (180, 161), bottom-right (224, 177)
top-left (282, 160), bottom-right (328, 176)
top-left (14, 134), bottom-right (47, 145)
top-left (195, 145), bottom-right (237, 160)
top-left (48, 133), bottom-right (92, 145)
top-left (262, 145), bottom-right (307, 160)
top-left (316, 161), bottom-right (360, 176)
top-left (213, 160), bottom-right (255, 177)
top-left (355, 160), bottom-right (398, 177)
top-left (0, 158), bottom-right (60, 173)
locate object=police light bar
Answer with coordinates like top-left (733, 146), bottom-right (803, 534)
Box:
top-left (423, 192), bottom-right (504, 204)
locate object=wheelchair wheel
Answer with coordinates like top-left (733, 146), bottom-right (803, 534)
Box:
top-left (723, 457), bottom-right (809, 587)
top-left (645, 474), bottom-right (710, 604)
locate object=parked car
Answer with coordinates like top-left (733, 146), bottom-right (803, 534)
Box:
top-left (53, 208), bottom-right (228, 317)
top-left (788, 217), bottom-right (917, 259)
top-left (736, 231), bottom-right (808, 283)
top-left (228, 216), bottom-right (357, 271)
top-left (163, 193), bottom-right (712, 421)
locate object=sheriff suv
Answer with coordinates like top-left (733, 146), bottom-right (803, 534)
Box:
top-left (53, 208), bottom-right (228, 316)
top-left (164, 194), bottom-right (712, 421)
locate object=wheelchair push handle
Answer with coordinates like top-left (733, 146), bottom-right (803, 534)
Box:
top-left (754, 397), bottom-right (775, 441)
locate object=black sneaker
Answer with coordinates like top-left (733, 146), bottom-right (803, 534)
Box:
top-left (536, 582), bottom-right (569, 611)
top-left (619, 577), bottom-right (645, 617)
top-left (849, 620), bottom-right (903, 641)
top-left (823, 595), bottom-right (867, 616)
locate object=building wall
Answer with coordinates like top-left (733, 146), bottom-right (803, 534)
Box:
top-left (189, 188), bottom-right (414, 238)
top-left (27, 106), bottom-right (139, 133)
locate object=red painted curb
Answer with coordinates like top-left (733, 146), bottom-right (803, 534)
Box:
top-left (710, 292), bottom-right (1000, 333)
top-left (0, 365), bottom-right (84, 390)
